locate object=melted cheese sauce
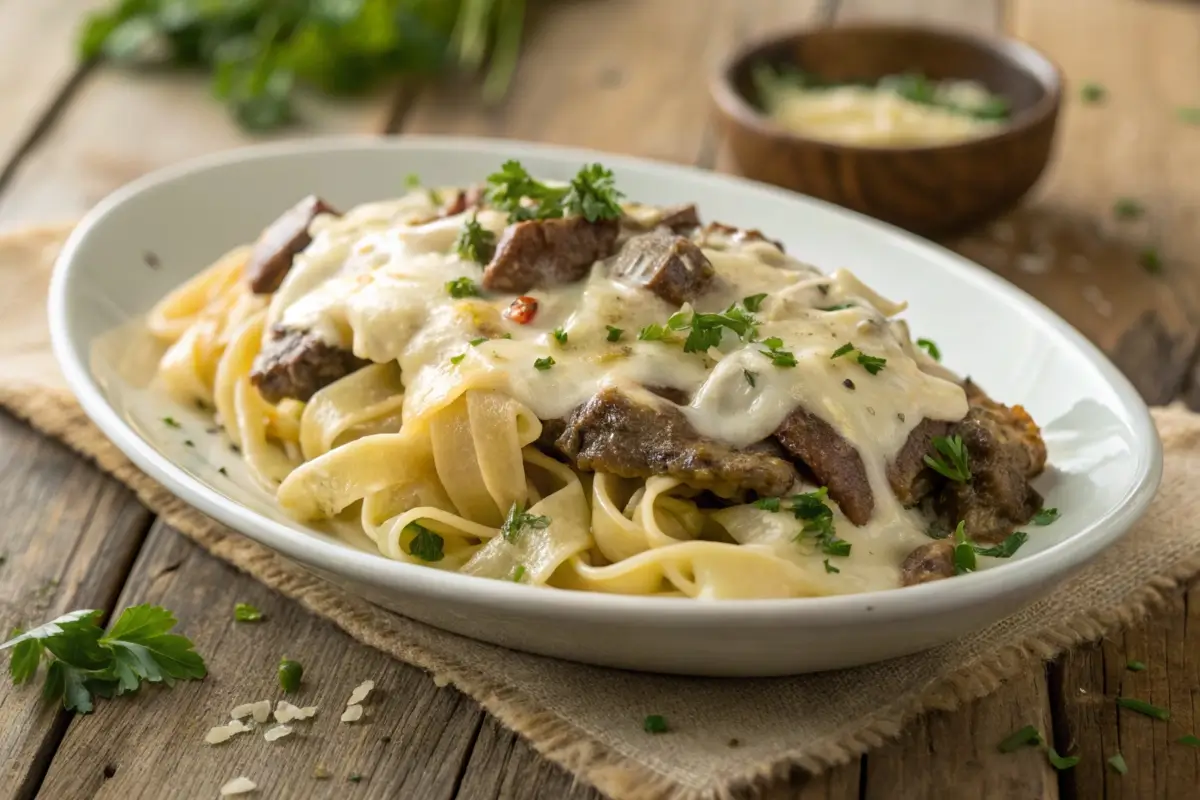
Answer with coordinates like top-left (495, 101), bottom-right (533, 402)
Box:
top-left (264, 189), bottom-right (971, 589)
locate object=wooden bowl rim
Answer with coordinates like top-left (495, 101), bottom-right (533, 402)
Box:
top-left (711, 22), bottom-right (1064, 155)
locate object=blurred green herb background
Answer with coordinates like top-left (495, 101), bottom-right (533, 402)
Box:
top-left (79, 0), bottom-right (530, 131)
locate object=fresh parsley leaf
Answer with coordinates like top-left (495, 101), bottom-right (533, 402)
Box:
top-left (404, 173), bottom-right (422, 190)
top-left (916, 338), bottom-right (941, 361)
top-left (450, 353), bottom-right (467, 366)
top-left (998, 724), bottom-right (1043, 753)
top-left (973, 531), bottom-right (1028, 559)
top-left (1117, 697), bottom-right (1170, 721)
top-left (162, 416), bottom-right (180, 428)
top-left (406, 523), bottom-right (445, 563)
top-left (742, 293), bottom-right (767, 312)
top-left (533, 356), bottom-right (556, 371)
top-left (553, 327), bottom-right (568, 346)
top-left (753, 497), bottom-right (781, 512)
top-left (1113, 198), bottom-right (1144, 221)
top-left (1080, 82), bottom-right (1106, 104)
top-left (446, 277), bottom-right (480, 299)
top-left (643, 714), bottom-right (668, 733)
top-left (486, 160), bottom-right (562, 221)
top-left (951, 521), bottom-right (977, 575)
top-left (103, 604), bottom-right (207, 689)
top-left (759, 337), bottom-right (796, 368)
top-left (2, 610), bottom-right (110, 670)
top-left (819, 303), bottom-right (855, 312)
top-left (1047, 747), bottom-right (1080, 770)
top-left (830, 342), bottom-right (856, 360)
top-left (743, 369), bottom-right (757, 388)
top-left (469, 337), bottom-right (488, 347)
top-left (511, 564), bottom-right (527, 583)
top-left (1032, 508), bottom-right (1059, 526)
top-left (1178, 734), bottom-right (1200, 747)
top-left (856, 352), bottom-right (887, 375)
top-left (233, 603), bottom-right (264, 623)
top-left (925, 435), bottom-right (971, 482)
top-left (500, 503), bottom-right (551, 544)
top-left (790, 488), bottom-right (849, 557)
top-left (455, 214), bottom-right (496, 264)
top-left (1139, 247), bottom-right (1163, 275)
top-left (1107, 753), bottom-right (1128, 775)
top-left (637, 323), bottom-right (672, 342)
top-left (562, 163), bottom-right (624, 222)
top-left (823, 558), bottom-right (840, 574)
top-left (8, 631), bottom-right (42, 685)
top-left (1126, 660), bottom-right (1147, 672)
top-left (606, 326), bottom-right (624, 342)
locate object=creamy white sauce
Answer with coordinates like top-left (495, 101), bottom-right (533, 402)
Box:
top-left (265, 189), bottom-right (970, 568)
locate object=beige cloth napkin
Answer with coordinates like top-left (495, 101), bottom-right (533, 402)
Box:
top-left (3, 224), bottom-right (1199, 800)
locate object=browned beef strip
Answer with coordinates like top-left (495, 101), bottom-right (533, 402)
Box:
top-left (901, 540), bottom-right (956, 586)
top-left (481, 217), bottom-right (619, 293)
top-left (700, 221), bottom-right (785, 253)
top-left (624, 204), bottom-right (702, 235)
top-left (887, 418), bottom-right (955, 506)
top-left (932, 391), bottom-right (1047, 542)
top-left (774, 409), bottom-right (873, 525)
top-left (554, 387), bottom-right (798, 498)
top-left (246, 196), bottom-right (339, 294)
top-left (250, 327), bottom-right (369, 404)
top-left (609, 229), bottom-right (715, 306)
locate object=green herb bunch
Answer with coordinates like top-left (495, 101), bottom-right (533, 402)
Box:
top-left (79, 0), bottom-right (531, 130)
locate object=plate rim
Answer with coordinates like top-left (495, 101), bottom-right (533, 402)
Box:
top-left (48, 134), bottom-right (1163, 626)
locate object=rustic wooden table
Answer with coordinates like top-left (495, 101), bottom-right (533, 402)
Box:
top-left (2, 1), bottom-right (1198, 798)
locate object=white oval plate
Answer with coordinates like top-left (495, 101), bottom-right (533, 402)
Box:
top-left (50, 137), bottom-right (1161, 676)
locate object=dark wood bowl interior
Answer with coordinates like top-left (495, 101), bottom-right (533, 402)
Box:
top-left (712, 25), bottom-right (1063, 235)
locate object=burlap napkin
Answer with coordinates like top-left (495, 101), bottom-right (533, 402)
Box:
top-left (3, 224), bottom-right (1198, 800)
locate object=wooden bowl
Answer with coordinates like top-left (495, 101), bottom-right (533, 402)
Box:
top-left (711, 24), bottom-right (1062, 236)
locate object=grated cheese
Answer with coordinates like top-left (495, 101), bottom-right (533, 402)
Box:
top-left (340, 704), bottom-right (364, 723)
top-left (432, 674), bottom-right (450, 688)
top-left (205, 719), bottom-right (251, 745)
top-left (346, 680), bottom-right (375, 706)
top-left (219, 776), bottom-right (257, 795)
top-left (264, 724), bottom-right (293, 742)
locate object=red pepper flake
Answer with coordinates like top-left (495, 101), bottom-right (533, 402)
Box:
top-left (505, 295), bottom-right (539, 324)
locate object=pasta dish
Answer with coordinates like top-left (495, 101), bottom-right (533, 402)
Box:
top-left (146, 161), bottom-right (1049, 599)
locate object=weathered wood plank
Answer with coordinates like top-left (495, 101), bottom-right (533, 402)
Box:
top-left (835, 0), bottom-right (1000, 31)
top-left (36, 522), bottom-right (488, 800)
top-left (0, 412), bottom-right (152, 800)
top-left (0, 1), bottom-right (106, 182)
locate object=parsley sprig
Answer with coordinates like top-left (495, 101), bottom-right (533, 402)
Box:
top-left (485, 160), bottom-right (624, 223)
top-left (776, 488), bottom-right (851, 558)
top-left (500, 502), bottom-right (551, 543)
top-left (3, 605), bottom-right (206, 713)
top-left (406, 522), bottom-right (445, 562)
top-left (455, 214), bottom-right (496, 264)
top-left (830, 342), bottom-right (887, 375)
top-left (446, 277), bottom-right (481, 299)
top-left (759, 337), bottom-right (797, 367)
top-left (925, 435), bottom-right (971, 482)
top-left (637, 298), bottom-right (761, 354)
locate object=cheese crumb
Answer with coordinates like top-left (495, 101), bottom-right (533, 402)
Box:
top-left (274, 700), bottom-right (318, 723)
top-left (205, 720), bottom-right (251, 745)
top-left (264, 724), bottom-right (293, 742)
top-left (341, 704), bottom-right (364, 723)
top-left (230, 703), bottom-right (258, 720)
top-left (297, 706), bottom-right (318, 719)
top-left (347, 680), bottom-right (375, 706)
top-left (432, 674), bottom-right (450, 688)
top-left (251, 700), bottom-right (271, 724)
top-left (220, 776), bottom-right (257, 795)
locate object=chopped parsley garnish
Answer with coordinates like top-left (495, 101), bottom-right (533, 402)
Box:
top-left (997, 724), bottom-right (1042, 753)
top-left (759, 337), bottom-right (797, 368)
top-left (1177, 107), bottom-right (1200, 125)
top-left (217, 466), bottom-right (228, 476)
top-left (829, 342), bottom-right (886, 374)
top-left (449, 353), bottom-right (466, 366)
top-left (2, 606), bottom-right (206, 713)
top-left (606, 326), bottom-right (624, 342)
top-left (819, 303), bottom-right (855, 312)
top-left (233, 603), bottom-right (264, 623)
top-left (973, 530), bottom-right (1028, 559)
top-left (742, 293), bottom-right (767, 312)
top-left (455, 213), bottom-right (496, 264)
top-left (1047, 747), bottom-right (1080, 770)
top-left (446, 277), bottom-right (480, 298)
top-left (469, 337), bottom-right (488, 346)
top-left (162, 416), bottom-right (181, 428)
top-left (951, 521), bottom-right (977, 575)
top-left (643, 714), bottom-right (668, 733)
top-left (1113, 198), bottom-right (1144, 221)
top-left (406, 523), bottom-right (445, 562)
top-left (511, 565), bottom-right (527, 583)
top-left (753, 497), bottom-right (781, 512)
top-left (1032, 508), bottom-right (1059, 526)
top-left (743, 369), bottom-right (757, 388)
top-left (404, 173), bottom-right (422, 190)
top-left (183, 439), bottom-right (194, 448)
top-left (925, 435), bottom-right (971, 482)
top-left (500, 502), bottom-right (550, 543)
top-left (1080, 82), bottom-right (1106, 104)
top-left (486, 160), bottom-right (623, 223)
top-left (278, 658), bottom-right (303, 693)
top-left (562, 163), bottom-right (624, 222)
top-left (533, 356), bottom-right (556, 371)
top-left (552, 327), bottom-right (568, 345)
top-left (830, 342), bottom-right (855, 359)
top-left (790, 488), bottom-right (850, 557)
top-left (823, 559), bottom-right (840, 574)
top-left (1126, 660), bottom-right (1147, 672)
top-left (637, 323), bottom-right (671, 342)
top-left (638, 305), bottom-right (759, 354)
top-left (349, 774), bottom-right (363, 783)
top-left (1107, 753), bottom-right (1128, 775)
top-left (1117, 697), bottom-right (1169, 721)
top-left (1178, 735), bottom-right (1200, 748)
top-left (1140, 247), bottom-right (1163, 275)
top-left (916, 338), bottom-right (941, 361)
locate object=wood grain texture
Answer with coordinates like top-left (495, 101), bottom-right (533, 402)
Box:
top-left (0, 413), bottom-right (152, 800)
top-left (37, 522), bottom-right (488, 800)
top-left (836, 0), bottom-right (1001, 32)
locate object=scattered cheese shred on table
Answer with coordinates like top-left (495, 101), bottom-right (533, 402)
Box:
top-left (230, 700), bottom-right (272, 723)
top-left (205, 719), bottom-right (251, 745)
top-left (347, 680), bottom-right (375, 706)
top-left (230, 703), bottom-right (257, 720)
top-left (274, 700), bottom-right (318, 723)
top-left (432, 675), bottom-right (450, 688)
top-left (340, 704), bottom-right (364, 723)
top-left (264, 724), bottom-right (293, 742)
top-left (219, 776), bottom-right (257, 795)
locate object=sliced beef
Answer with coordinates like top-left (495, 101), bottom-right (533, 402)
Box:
top-left (250, 327), bottom-right (369, 404)
top-left (901, 540), bottom-right (956, 586)
top-left (887, 418), bottom-right (955, 506)
top-left (624, 204), bottom-right (702, 235)
top-left (773, 409), bottom-right (873, 525)
top-left (482, 217), bottom-right (619, 293)
top-left (610, 229), bottom-right (715, 306)
top-left (246, 196), bottom-right (339, 294)
top-left (700, 221), bottom-right (785, 253)
top-left (554, 387), bottom-right (798, 498)
top-left (933, 392), bottom-right (1047, 542)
